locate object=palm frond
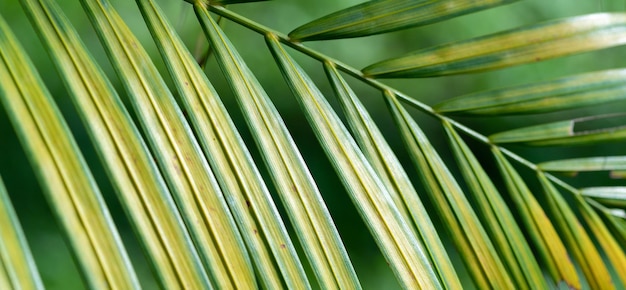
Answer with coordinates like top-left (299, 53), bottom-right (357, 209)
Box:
top-left (1, 0), bottom-right (625, 288)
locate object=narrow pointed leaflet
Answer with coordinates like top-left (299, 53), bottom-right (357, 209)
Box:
top-left (434, 69), bottom-right (626, 115)
top-left (290, 0), bottom-right (519, 41)
top-left (386, 92), bottom-right (513, 289)
top-left (363, 13), bottom-right (626, 78)
top-left (537, 173), bottom-right (614, 290)
top-left (325, 62), bottom-right (461, 290)
top-left (267, 34), bottom-right (441, 289)
top-left (492, 149), bottom-right (580, 288)
top-left (443, 121), bottom-right (546, 290)
top-left (0, 14), bottom-right (139, 289)
top-left (18, 0), bottom-right (218, 287)
top-left (0, 176), bottom-right (43, 290)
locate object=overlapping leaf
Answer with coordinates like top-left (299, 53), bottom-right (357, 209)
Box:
top-left (575, 196), bottom-right (626, 287)
top-left (164, 2), bottom-right (360, 289)
top-left (0, 14), bottom-right (138, 289)
top-left (590, 200), bottom-right (626, 248)
top-left (537, 173), bottom-right (613, 290)
top-left (290, 0), bottom-right (519, 41)
top-left (0, 177), bottom-right (43, 290)
top-left (435, 69), bottom-right (626, 115)
top-left (194, 4), bottom-right (360, 289)
top-left (135, 0), bottom-right (264, 288)
top-left (386, 92), bottom-right (513, 289)
top-left (492, 149), bottom-right (579, 287)
top-left (324, 62), bottom-right (461, 290)
top-left (79, 0), bottom-right (260, 287)
top-left (266, 34), bottom-right (440, 289)
top-left (443, 121), bottom-right (546, 290)
top-left (17, 0), bottom-right (220, 288)
top-left (363, 13), bottom-right (626, 78)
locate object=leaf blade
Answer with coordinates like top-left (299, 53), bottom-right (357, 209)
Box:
top-left (386, 92), bottom-right (514, 289)
top-left (492, 149), bottom-right (580, 288)
top-left (443, 122), bottom-right (546, 290)
top-left (0, 176), bottom-right (44, 290)
top-left (0, 14), bottom-right (139, 289)
top-left (363, 13), bottom-right (626, 78)
top-left (289, 0), bottom-right (519, 41)
top-left (267, 34), bottom-right (441, 290)
top-left (434, 69), bottom-right (626, 115)
top-left (537, 173), bottom-right (614, 290)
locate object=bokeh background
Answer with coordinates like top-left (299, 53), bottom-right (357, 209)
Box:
top-left (1, 0), bottom-right (625, 288)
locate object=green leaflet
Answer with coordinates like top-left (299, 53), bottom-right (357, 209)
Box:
top-left (0, 176), bottom-right (43, 290)
top-left (363, 13), bottom-right (626, 78)
top-left (434, 69), bottom-right (626, 115)
top-left (0, 14), bottom-right (139, 289)
top-left (289, 0), bottom-right (519, 41)
top-left (18, 0), bottom-right (214, 288)
top-left (591, 201), bottom-right (626, 250)
top-left (443, 121), bottom-right (546, 290)
top-left (195, 3), bottom-right (359, 289)
top-left (194, 3), bottom-right (316, 289)
top-left (539, 156), bottom-right (626, 173)
top-left (135, 0), bottom-right (259, 288)
top-left (489, 114), bottom-right (626, 146)
top-left (537, 173), bottom-right (614, 290)
top-left (266, 34), bottom-right (440, 290)
top-left (581, 187), bottom-right (626, 208)
top-left (324, 62), bottom-right (461, 290)
top-left (386, 92), bottom-right (513, 289)
top-left (492, 149), bottom-right (579, 288)
top-left (576, 197), bottom-right (626, 287)
top-left (79, 0), bottom-right (251, 287)
top-left (184, 0), bottom-right (267, 4)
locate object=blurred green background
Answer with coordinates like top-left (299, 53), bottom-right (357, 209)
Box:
top-left (1, 0), bottom-right (625, 288)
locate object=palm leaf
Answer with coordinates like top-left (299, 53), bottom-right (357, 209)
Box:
top-left (0, 13), bottom-right (139, 288)
top-left (0, 177), bottom-right (43, 289)
top-left (1, 0), bottom-right (625, 288)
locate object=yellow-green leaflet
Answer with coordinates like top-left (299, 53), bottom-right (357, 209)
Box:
top-left (537, 173), bottom-right (614, 290)
top-left (581, 187), bottom-right (626, 208)
top-left (575, 196), bottom-right (626, 287)
top-left (386, 92), bottom-right (513, 289)
top-left (18, 0), bottom-right (216, 287)
top-left (589, 201), bottom-right (626, 254)
top-left (0, 14), bottom-right (139, 289)
top-left (324, 62), bottom-right (461, 290)
top-left (135, 0), bottom-right (260, 288)
top-left (0, 176), bottom-right (43, 290)
top-left (192, 3), bottom-right (360, 289)
top-left (267, 34), bottom-right (440, 290)
top-left (434, 69), bottom-right (626, 115)
top-left (539, 156), bottom-right (626, 172)
top-left (443, 121), bottom-right (546, 290)
top-left (186, 0), bottom-right (268, 4)
top-left (489, 114), bottom-right (626, 146)
top-left (363, 13), bottom-right (626, 78)
top-left (79, 0), bottom-right (256, 287)
top-left (492, 149), bottom-right (579, 288)
top-left (290, 0), bottom-right (519, 41)
top-left (194, 3), bottom-right (329, 289)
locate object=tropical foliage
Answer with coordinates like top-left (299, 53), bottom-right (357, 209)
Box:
top-left (0, 0), bottom-right (625, 289)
